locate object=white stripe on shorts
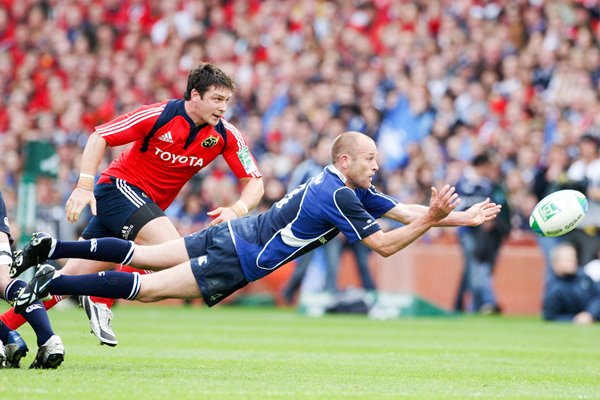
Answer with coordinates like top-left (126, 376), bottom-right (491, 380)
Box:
top-left (116, 179), bottom-right (146, 208)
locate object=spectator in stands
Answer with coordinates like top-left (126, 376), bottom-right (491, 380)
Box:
top-left (532, 143), bottom-right (572, 280)
top-left (543, 242), bottom-right (600, 324)
top-left (454, 153), bottom-right (509, 314)
top-left (563, 134), bottom-right (600, 266)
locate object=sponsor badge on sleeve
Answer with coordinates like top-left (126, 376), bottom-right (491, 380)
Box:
top-left (237, 147), bottom-right (258, 174)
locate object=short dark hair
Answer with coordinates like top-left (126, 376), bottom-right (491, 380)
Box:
top-left (580, 133), bottom-right (600, 150)
top-left (471, 153), bottom-right (492, 167)
top-left (183, 62), bottom-right (236, 100)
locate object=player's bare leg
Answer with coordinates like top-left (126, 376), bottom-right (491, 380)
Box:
top-left (129, 238), bottom-right (189, 271)
top-left (135, 261), bottom-right (202, 303)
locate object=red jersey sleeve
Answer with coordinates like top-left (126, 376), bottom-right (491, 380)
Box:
top-left (220, 119), bottom-right (262, 179)
top-left (94, 101), bottom-right (168, 146)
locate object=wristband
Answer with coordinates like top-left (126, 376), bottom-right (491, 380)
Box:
top-left (235, 200), bottom-right (249, 215)
top-left (77, 173), bottom-right (95, 191)
top-left (231, 200), bottom-right (249, 217)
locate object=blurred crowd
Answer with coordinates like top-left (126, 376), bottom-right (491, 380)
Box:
top-left (1, 1), bottom-right (600, 274)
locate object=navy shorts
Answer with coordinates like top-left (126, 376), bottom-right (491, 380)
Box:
top-left (81, 177), bottom-right (165, 240)
top-left (185, 223), bottom-right (248, 307)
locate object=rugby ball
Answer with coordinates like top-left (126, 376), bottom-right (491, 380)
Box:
top-left (529, 190), bottom-right (588, 237)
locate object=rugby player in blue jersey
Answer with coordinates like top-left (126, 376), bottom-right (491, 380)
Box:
top-left (12, 131), bottom-right (502, 312)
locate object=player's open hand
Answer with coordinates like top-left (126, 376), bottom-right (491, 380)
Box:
top-left (207, 206), bottom-right (239, 226)
top-left (428, 185), bottom-right (460, 222)
top-left (464, 198), bottom-right (502, 226)
top-left (65, 188), bottom-right (96, 223)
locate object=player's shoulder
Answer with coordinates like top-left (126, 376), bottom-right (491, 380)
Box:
top-left (133, 99), bottom-right (170, 114)
top-left (111, 100), bottom-right (169, 123)
top-left (217, 118), bottom-right (245, 139)
top-left (332, 185), bottom-right (358, 203)
top-left (315, 169), bottom-right (356, 203)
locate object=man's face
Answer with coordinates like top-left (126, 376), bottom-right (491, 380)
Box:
top-left (345, 138), bottom-right (378, 190)
top-left (189, 86), bottom-right (232, 126)
top-left (553, 246), bottom-right (578, 277)
top-left (579, 139), bottom-right (599, 159)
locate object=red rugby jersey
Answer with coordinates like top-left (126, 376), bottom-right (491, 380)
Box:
top-left (95, 99), bottom-right (261, 210)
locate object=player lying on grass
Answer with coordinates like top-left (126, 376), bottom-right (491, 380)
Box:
top-left (12, 131), bottom-right (502, 314)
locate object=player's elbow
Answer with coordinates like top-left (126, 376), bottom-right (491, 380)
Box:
top-left (362, 233), bottom-right (397, 258)
top-left (365, 240), bottom-right (395, 258)
top-left (374, 247), bottom-right (395, 258)
top-left (89, 132), bottom-right (108, 149)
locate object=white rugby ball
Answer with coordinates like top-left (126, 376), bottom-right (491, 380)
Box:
top-left (529, 189), bottom-right (588, 237)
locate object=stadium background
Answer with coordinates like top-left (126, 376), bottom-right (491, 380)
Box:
top-left (1, 0), bottom-right (599, 314)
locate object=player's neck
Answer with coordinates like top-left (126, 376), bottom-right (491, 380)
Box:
top-left (183, 101), bottom-right (207, 126)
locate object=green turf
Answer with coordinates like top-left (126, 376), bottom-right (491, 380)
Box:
top-left (1, 303), bottom-right (599, 400)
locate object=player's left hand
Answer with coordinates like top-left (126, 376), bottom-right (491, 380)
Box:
top-left (465, 198), bottom-right (502, 226)
top-left (207, 206), bottom-right (239, 226)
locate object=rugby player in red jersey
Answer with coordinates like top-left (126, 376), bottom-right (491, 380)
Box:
top-left (3, 62), bottom-right (264, 346)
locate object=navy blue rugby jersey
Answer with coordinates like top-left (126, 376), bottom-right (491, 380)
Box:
top-left (228, 165), bottom-right (397, 281)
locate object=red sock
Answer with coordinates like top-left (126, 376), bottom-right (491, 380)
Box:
top-left (0, 295), bottom-right (61, 330)
top-left (89, 265), bottom-right (153, 309)
top-left (117, 264), bottom-right (153, 274)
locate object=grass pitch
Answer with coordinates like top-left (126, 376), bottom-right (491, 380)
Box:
top-left (1, 303), bottom-right (599, 400)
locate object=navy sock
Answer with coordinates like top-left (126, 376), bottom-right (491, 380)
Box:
top-left (52, 238), bottom-right (135, 265)
top-left (49, 271), bottom-right (141, 300)
top-left (5, 280), bottom-right (54, 346)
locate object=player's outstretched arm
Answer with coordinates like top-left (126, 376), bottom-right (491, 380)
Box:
top-left (384, 195), bottom-right (501, 227)
top-left (363, 185), bottom-right (460, 257)
top-left (454, 198), bottom-right (502, 226)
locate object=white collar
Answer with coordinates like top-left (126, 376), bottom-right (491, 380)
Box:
top-left (326, 164), bottom-right (346, 183)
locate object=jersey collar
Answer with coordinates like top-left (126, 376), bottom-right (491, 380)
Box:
top-left (326, 165), bottom-right (346, 184)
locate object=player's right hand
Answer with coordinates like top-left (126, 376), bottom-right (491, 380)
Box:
top-left (65, 188), bottom-right (97, 223)
top-left (428, 185), bottom-right (460, 222)
top-left (207, 206), bottom-right (239, 226)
